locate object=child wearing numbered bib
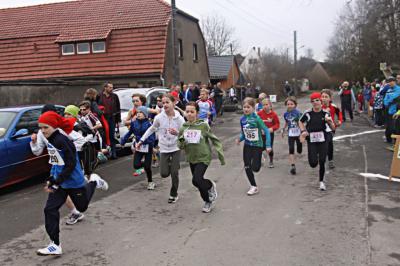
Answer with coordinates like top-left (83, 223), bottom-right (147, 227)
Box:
top-left (299, 93), bottom-right (335, 191)
top-left (235, 97), bottom-right (272, 196)
top-left (257, 98), bottom-right (280, 168)
top-left (34, 111), bottom-right (108, 256)
top-left (282, 97), bottom-right (303, 175)
top-left (138, 94), bottom-right (185, 203)
top-left (178, 102), bottom-right (225, 213)
top-left (121, 106), bottom-right (156, 190)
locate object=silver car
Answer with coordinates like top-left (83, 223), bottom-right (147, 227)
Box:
top-left (114, 87), bottom-right (170, 148)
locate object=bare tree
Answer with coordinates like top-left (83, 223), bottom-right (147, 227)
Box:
top-left (200, 14), bottom-right (240, 56)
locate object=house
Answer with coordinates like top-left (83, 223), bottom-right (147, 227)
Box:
top-left (0, 0), bottom-right (209, 106)
top-left (306, 62), bottom-right (332, 89)
top-left (240, 47), bottom-right (262, 75)
top-left (208, 55), bottom-right (240, 89)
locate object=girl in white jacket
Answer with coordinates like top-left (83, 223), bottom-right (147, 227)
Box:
top-left (138, 94), bottom-right (185, 203)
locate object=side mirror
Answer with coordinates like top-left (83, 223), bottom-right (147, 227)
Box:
top-left (11, 128), bottom-right (29, 139)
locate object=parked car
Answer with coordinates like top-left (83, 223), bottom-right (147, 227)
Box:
top-left (0, 105), bottom-right (64, 188)
top-left (113, 87), bottom-right (170, 148)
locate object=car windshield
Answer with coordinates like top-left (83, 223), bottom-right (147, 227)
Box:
top-left (0, 112), bottom-right (16, 137)
top-left (117, 91), bottom-right (135, 111)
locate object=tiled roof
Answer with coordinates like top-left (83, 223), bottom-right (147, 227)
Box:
top-left (208, 55), bottom-right (236, 79)
top-left (0, 0), bottom-right (171, 42)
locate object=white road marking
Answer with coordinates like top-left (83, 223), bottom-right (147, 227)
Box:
top-left (360, 173), bottom-right (400, 183)
top-left (333, 129), bottom-right (384, 141)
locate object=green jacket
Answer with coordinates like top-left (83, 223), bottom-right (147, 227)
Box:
top-left (178, 119), bottom-right (225, 165)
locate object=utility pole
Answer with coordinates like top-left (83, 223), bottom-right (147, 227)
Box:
top-left (171, 0), bottom-right (180, 84)
top-left (294, 30), bottom-right (297, 79)
top-left (230, 43), bottom-right (235, 89)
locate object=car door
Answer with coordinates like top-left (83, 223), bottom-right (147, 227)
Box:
top-left (147, 90), bottom-right (167, 109)
top-left (4, 108), bottom-right (49, 183)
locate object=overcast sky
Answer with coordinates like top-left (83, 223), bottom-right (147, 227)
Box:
top-left (0, 0), bottom-right (348, 61)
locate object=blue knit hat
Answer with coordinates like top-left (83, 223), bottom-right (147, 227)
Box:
top-left (137, 106), bottom-right (148, 118)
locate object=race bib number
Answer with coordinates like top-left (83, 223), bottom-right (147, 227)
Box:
top-left (310, 131), bottom-right (325, 143)
top-left (184, 129), bottom-right (201, 144)
top-left (243, 128), bottom-right (259, 141)
top-left (47, 144), bottom-right (65, 166)
top-left (136, 144), bottom-right (149, 153)
top-left (288, 127), bottom-right (301, 137)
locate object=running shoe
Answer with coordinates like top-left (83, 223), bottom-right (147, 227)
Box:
top-left (290, 165), bottom-right (296, 175)
top-left (202, 201), bottom-right (213, 213)
top-left (147, 182), bottom-right (156, 190)
top-left (89, 173), bottom-right (109, 191)
top-left (328, 161), bottom-right (335, 169)
top-left (66, 212), bottom-right (84, 225)
top-left (247, 186), bottom-right (259, 195)
top-left (133, 168), bottom-right (145, 176)
top-left (268, 162), bottom-right (275, 168)
top-left (208, 181), bottom-right (218, 202)
top-left (319, 182), bottom-right (326, 191)
top-left (37, 242), bottom-right (62, 256)
top-left (168, 196), bottom-right (179, 203)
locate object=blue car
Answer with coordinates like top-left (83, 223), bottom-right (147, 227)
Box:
top-left (0, 105), bottom-right (64, 188)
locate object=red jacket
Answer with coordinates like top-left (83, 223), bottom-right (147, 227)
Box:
top-left (323, 103), bottom-right (343, 127)
top-left (257, 110), bottom-right (280, 132)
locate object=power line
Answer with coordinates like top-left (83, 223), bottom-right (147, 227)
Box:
top-left (213, 1), bottom-right (291, 41)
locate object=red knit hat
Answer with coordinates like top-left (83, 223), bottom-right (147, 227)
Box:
top-left (310, 92), bottom-right (321, 101)
top-left (38, 111), bottom-right (74, 134)
top-left (171, 91), bottom-right (179, 99)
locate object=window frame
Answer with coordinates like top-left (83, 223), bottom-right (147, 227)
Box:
top-left (178, 39), bottom-right (183, 59)
top-left (92, 41), bottom-right (106, 53)
top-left (192, 43), bottom-right (198, 61)
top-left (61, 44), bottom-right (75, 55)
top-left (77, 42), bottom-right (91, 54)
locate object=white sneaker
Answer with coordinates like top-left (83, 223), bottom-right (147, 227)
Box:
top-left (147, 182), bottom-right (156, 190)
top-left (202, 201), bottom-right (213, 213)
top-left (208, 181), bottom-right (218, 202)
top-left (247, 186), bottom-right (259, 196)
top-left (37, 242), bottom-right (62, 256)
top-left (89, 173), bottom-right (109, 191)
top-left (319, 182), bottom-right (326, 191)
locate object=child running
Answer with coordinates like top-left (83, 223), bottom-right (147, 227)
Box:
top-left (235, 97), bottom-right (272, 195)
top-left (178, 102), bottom-right (225, 213)
top-left (196, 88), bottom-right (214, 125)
top-left (121, 106), bottom-right (156, 190)
top-left (138, 94), bottom-right (185, 203)
top-left (34, 111), bottom-right (108, 256)
top-left (299, 92), bottom-right (335, 191)
top-left (257, 98), bottom-right (280, 168)
top-left (321, 89), bottom-right (343, 169)
top-left (282, 97), bottom-right (303, 175)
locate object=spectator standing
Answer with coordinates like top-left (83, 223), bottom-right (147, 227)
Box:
top-left (191, 83), bottom-right (200, 101)
top-left (229, 86), bottom-right (236, 103)
top-left (97, 83), bottom-right (121, 159)
top-left (373, 84), bottom-right (384, 127)
top-left (180, 84), bottom-right (192, 107)
top-left (245, 83), bottom-right (256, 98)
top-left (214, 82), bottom-right (224, 116)
top-left (284, 81), bottom-right (293, 97)
top-left (339, 81), bottom-right (356, 122)
top-left (383, 76), bottom-right (400, 143)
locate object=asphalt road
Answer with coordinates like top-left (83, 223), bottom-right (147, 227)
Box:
top-left (0, 95), bottom-right (398, 265)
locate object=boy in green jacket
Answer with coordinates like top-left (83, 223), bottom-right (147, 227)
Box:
top-left (178, 102), bottom-right (225, 213)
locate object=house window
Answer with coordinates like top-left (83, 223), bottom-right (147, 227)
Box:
top-left (193, 43), bottom-right (198, 61)
top-left (178, 39), bottom-right (183, 58)
top-left (77, 43), bottom-right (90, 54)
top-left (61, 44), bottom-right (75, 55)
top-left (249, 59), bottom-right (258, 65)
top-left (92, 41), bottom-right (106, 53)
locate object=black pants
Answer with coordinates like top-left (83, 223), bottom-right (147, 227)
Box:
top-left (385, 112), bottom-right (394, 143)
top-left (243, 145), bottom-right (263, 186)
top-left (78, 142), bottom-right (98, 176)
top-left (341, 102), bottom-right (353, 121)
top-left (375, 109), bottom-right (384, 126)
top-left (326, 132), bottom-right (334, 161)
top-left (44, 182), bottom-right (96, 245)
top-left (288, 136), bottom-right (302, 155)
top-left (307, 140), bottom-right (328, 182)
top-left (190, 163), bottom-right (212, 203)
top-left (133, 148), bottom-right (153, 182)
top-left (105, 116), bottom-right (117, 157)
top-left (262, 133), bottom-right (274, 162)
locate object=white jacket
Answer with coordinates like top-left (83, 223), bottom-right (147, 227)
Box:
top-left (30, 129), bottom-right (86, 156)
top-left (140, 110), bottom-right (185, 153)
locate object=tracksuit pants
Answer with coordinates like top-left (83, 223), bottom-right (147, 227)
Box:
top-left (44, 182), bottom-right (96, 245)
top-left (160, 150), bottom-right (181, 197)
top-left (307, 140), bottom-right (328, 182)
top-left (190, 163), bottom-right (212, 203)
top-left (243, 145), bottom-right (263, 186)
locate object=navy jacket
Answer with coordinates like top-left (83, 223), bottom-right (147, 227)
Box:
top-left (121, 118), bottom-right (155, 146)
